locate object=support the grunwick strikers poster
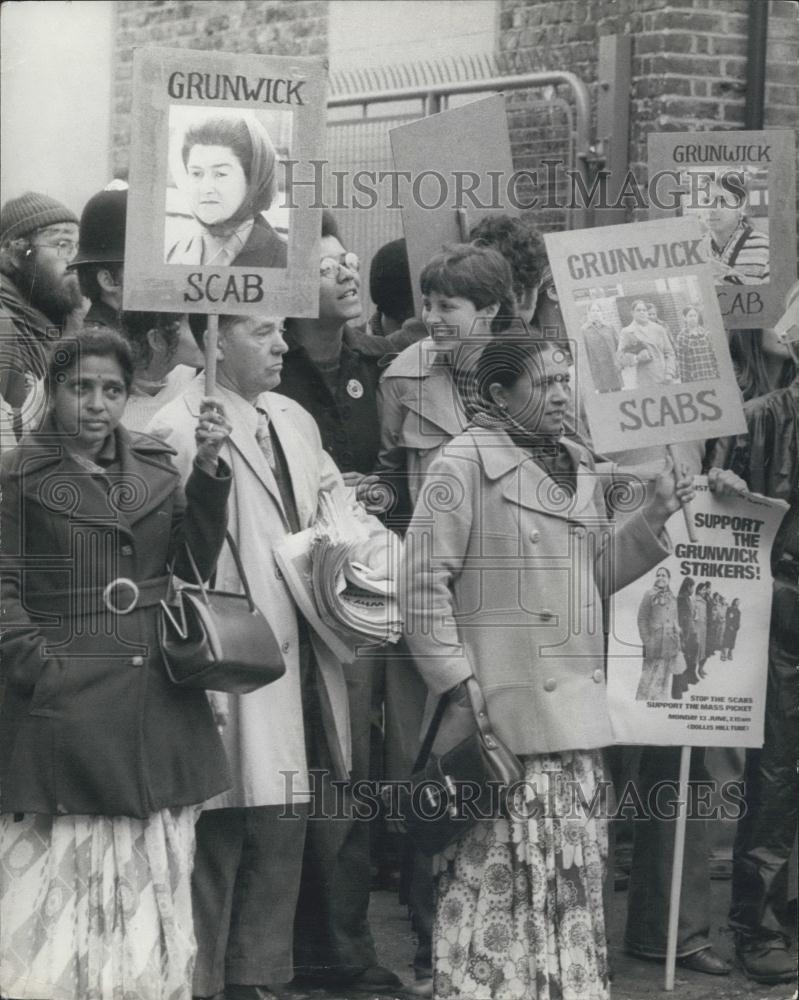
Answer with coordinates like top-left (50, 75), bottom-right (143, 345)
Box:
top-left (607, 480), bottom-right (787, 748)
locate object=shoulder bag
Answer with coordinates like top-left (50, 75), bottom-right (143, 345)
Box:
top-left (393, 676), bottom-right (524, 857)
top-left (159, 532), bottom-right (286, 694)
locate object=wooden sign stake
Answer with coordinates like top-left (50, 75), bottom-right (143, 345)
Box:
top-left (204, 314), bottom-right (219, 396)
top-left (665, 744), bottom-right (691, 990)
top-left (667, 444), bottom-right (697, 543)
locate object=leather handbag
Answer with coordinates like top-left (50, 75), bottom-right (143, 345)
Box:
top-left (394, 677), bottom-right (524, 857)
top-left (159, 532), bottom-right (286, 694)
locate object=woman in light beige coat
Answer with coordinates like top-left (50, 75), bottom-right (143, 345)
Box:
top-left (401, 339), bottom-right (694, 1000)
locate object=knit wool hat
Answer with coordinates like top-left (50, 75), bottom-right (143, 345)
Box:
top-left (0, 191), bottom-right (78, 245)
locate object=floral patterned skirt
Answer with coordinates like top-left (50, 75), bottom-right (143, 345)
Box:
top-left (432, 750), bottom-right (609, 1000)
top-left (0, 807), bottom-right (199, 1000)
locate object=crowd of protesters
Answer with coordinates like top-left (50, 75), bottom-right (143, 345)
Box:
top-left (0, 182), bottom-right (796, 1000)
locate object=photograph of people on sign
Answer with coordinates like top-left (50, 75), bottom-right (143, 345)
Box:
top-left (546, 217), bottom-right (746, 453)
top-left (648, 129), bottom-right (796, 329)
top-left (124, 46), bottom-right (327, 317)
top-left (574, 280), bottom-right (722, 395)
top-left (606, 479), bottom-right (787, 748)
top-left (164, 107), bottom-right (290, 269)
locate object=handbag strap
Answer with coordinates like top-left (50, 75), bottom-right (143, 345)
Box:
top-left (412, 676), bottom-right (496, 772)
top-left (167, 531), bottom-right (258, 613)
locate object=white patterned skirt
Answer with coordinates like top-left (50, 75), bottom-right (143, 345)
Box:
top-left (0, 807), bottom-right (199, 1000)
top-left (432, 750), bottom-right (609, 1000)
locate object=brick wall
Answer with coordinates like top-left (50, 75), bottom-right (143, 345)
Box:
top-left (111, 1), bottom-right (798, 245)
top-left (111, 0), bottom-right (328, 177)
top-left (498, 0), bottom-right (799, 230)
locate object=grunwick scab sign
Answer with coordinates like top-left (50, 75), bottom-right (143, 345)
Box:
top-left (648, 130), bottom-right (796, 330)
top-left (124, 47), bottom-right (327, 317)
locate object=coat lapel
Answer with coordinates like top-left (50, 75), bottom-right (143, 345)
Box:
top-left (117, 427), bottom-right (180, 529)
top-left (180, 381), bottom-right (288, 519)
top-left (16, 425), bottom-right (179, 539)
top-left (474, 429), bottom-right (598, 521)
top-left (402, 367), bottom-right (468, 438)
top-left (262, 393), bottom-right (317, 528)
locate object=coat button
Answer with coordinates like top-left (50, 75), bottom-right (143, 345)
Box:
top-left (593, 669), bottom-right (604, 683)
top-left (281, 641), bottom-right (290, 653)
top-left (529, 530), bottom-right (540, 543)
top-left (131, 655), bottom-right (144, 667)
top-left (543, 678), bottom-right (557, 692)
top-left (121, 545), bottom-right (133, 556)
top-left (540, 608), bottom-right (554, 620)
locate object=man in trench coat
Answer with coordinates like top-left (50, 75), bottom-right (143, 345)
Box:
top-left (148, 313), bottom-right (364, 1000)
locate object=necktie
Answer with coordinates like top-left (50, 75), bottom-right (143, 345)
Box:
top-left (255, 407), bottom-right (276, 469)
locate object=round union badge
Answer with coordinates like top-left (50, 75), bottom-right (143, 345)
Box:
top-left (346, 378), bottom-right (364, 399)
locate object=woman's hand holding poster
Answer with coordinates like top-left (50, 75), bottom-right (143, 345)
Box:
top-left (606, 478), bottom-right (786, 747)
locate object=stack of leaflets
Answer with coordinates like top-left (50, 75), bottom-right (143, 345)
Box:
top-left (312, 491), bottom-right (403, 645)
top-left (274, 489), bottom-right (403, 661)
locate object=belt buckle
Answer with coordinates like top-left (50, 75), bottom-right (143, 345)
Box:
top-left (102, 577), bottom-right (140, 615)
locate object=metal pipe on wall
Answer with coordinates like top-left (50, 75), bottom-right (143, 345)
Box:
top-left (744, 0), bottom-right (769, 130)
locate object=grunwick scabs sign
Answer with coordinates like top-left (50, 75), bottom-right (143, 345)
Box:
top-left (124, 47), bottom-right (327, 318)
top-left (546, 217), bottom-right (746, 453)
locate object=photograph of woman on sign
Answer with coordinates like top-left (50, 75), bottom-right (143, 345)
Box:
top-left (616, 298), bottom-right (678, 389)
top-left (579, 299), bottom-right (622, 393)
top-left (675, 305), bottom-right (720, 383)
top-left (635, 566), bottom-right (684, 701)
top-left (164, 108), bottom-right (289, 269)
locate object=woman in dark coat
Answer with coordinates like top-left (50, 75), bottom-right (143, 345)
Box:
top-left (695, 581), bottom-right (712, 677)
top-left (0, 328), bottom-right (232, 1000)
top-left (722, 598), bottom-right (742, 660)
top-left (674, 576), bottom-right (697, 697)
top-left (166, 113), bottom-right (287, 268)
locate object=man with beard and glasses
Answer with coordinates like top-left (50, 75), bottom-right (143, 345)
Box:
top-left (0, 192), bottom-right (85, 444)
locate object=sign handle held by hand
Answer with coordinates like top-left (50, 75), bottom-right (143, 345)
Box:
top-left (665, 744), bottom-right (691, 990)
top-left (667, 444), bottom-right (697, 543)
top-left (204, 314), bottom-right (219, 396)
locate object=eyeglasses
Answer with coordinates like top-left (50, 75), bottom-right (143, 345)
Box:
top-left (320, 252), bottom-right (360, 279)
top-left (529, 372), bottom-right (571, 391)
top-left (32, 238), bottom-right (79, 261)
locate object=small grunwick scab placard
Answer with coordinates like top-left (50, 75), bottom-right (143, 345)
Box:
top-left (647, 129), bottom-right (796, 330)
